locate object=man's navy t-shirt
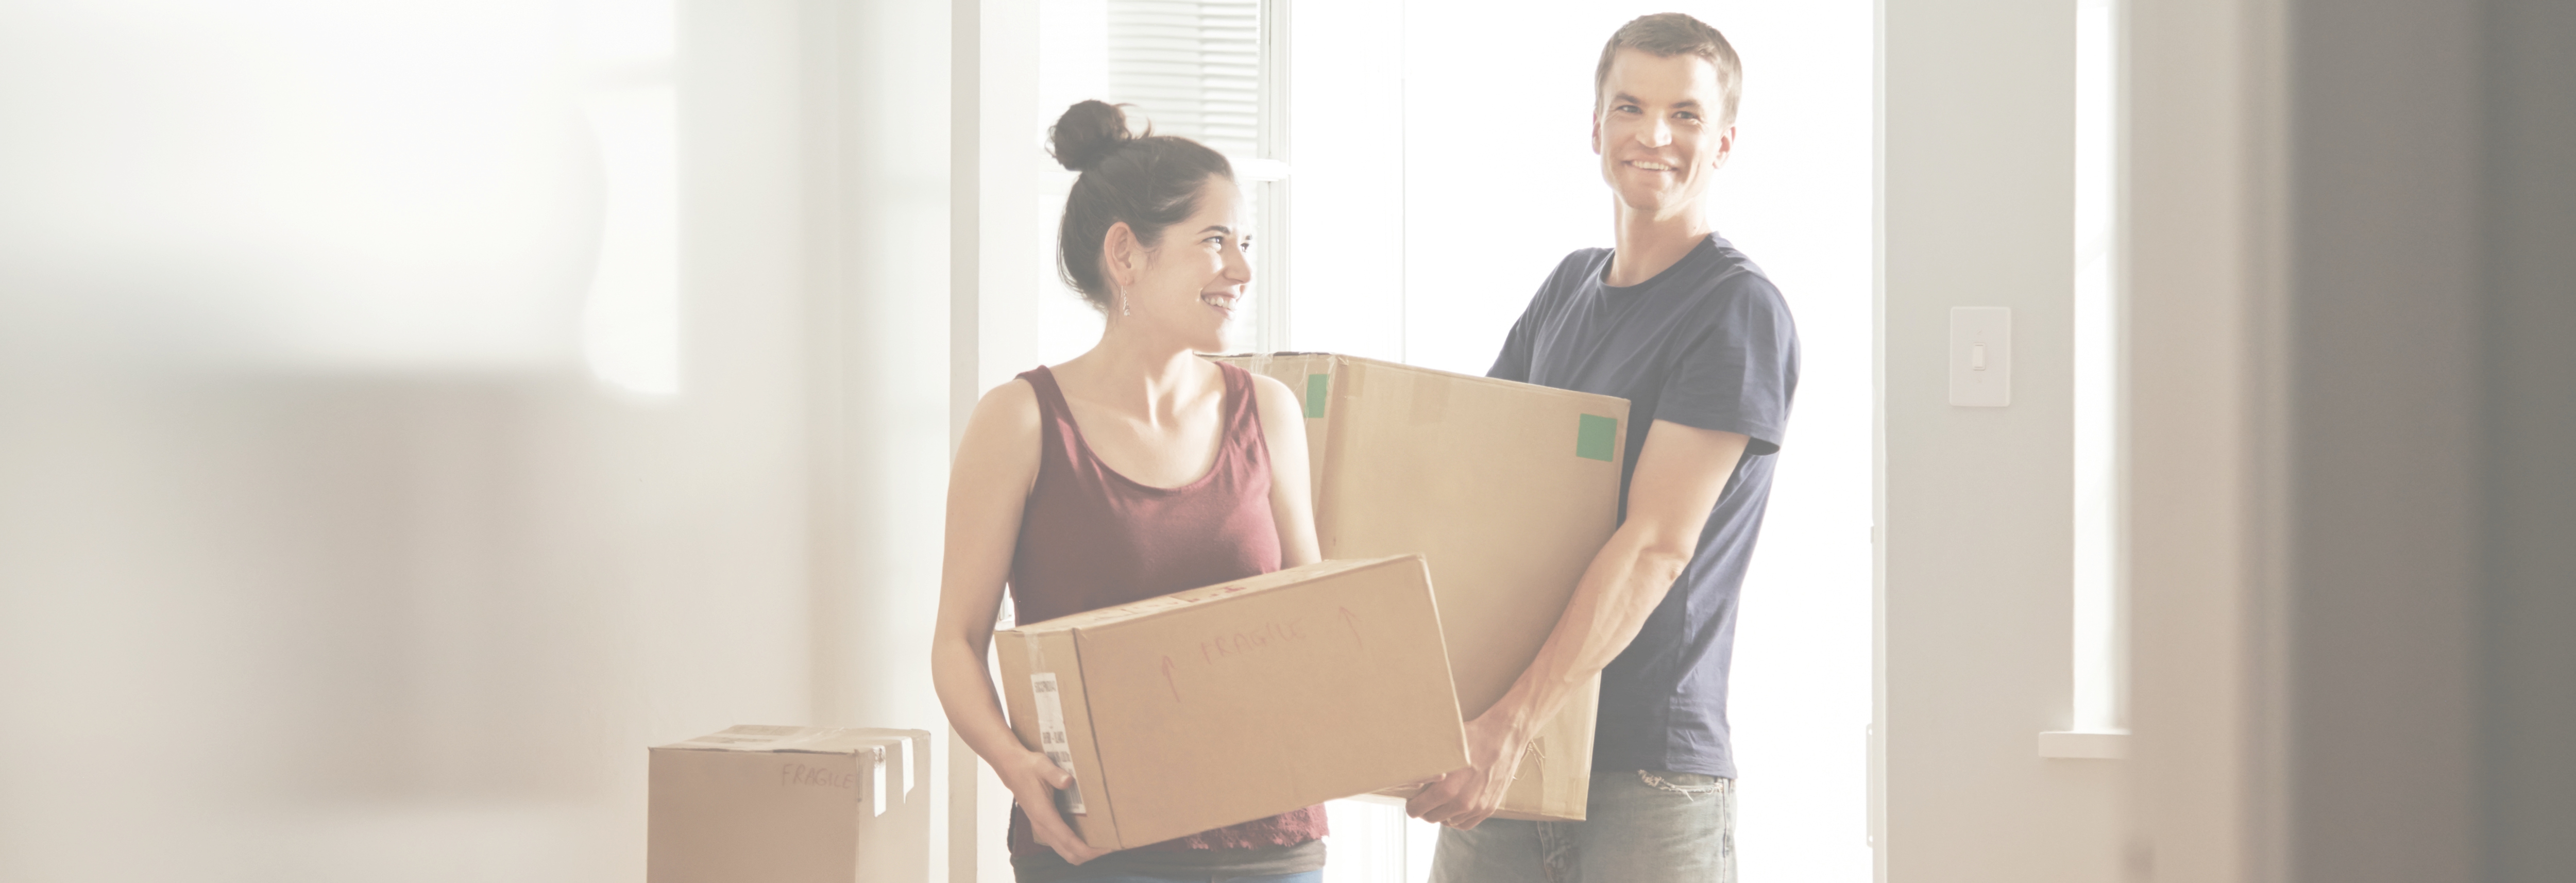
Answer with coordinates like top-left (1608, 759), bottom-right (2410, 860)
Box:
top-left (1488, 233), bottom-right (1799, 780)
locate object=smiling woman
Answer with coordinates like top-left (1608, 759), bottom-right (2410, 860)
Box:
top-left (930, 99), bottom-right (1329, 883)
top-left (1046, 99), bottom-right (1248, 345)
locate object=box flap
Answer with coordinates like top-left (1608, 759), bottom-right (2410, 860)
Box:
top-left (1007, 556), bottom-right (1408, 635)
top-left (655, 725), bottom-right (898, 756)
top-left (1334, 355), bottom-right (1625, 411)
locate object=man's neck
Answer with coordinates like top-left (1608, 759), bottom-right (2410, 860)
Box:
top-left (1605, 203), bottom-right (1713, 288)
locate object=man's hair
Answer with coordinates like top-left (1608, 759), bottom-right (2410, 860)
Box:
top-left (1593, 12), bottom-right (1743, 126)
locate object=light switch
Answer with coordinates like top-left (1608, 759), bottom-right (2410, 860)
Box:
top-left (1949, 307), bottom-right (2012, 407)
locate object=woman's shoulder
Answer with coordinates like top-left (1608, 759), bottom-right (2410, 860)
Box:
top-left (960, 376), bottom-right (1046, 459)
top-left (977, 374), bottom-right (1043, 421)
top-left (1230, 367), bottom-right (1300, 418)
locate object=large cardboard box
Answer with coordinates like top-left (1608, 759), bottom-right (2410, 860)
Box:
top-left (995, 555), bottom-right (1468, 851)
top-left (1216, 353), bottom-right (1629, 821)
top-left (648, 725), bottom-right (933, 883)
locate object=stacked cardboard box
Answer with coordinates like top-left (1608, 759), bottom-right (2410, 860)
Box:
top-left (648, 725), bottom-right (933, 882)
top-left (1216, 353), bottom-right (1630, 821)
top-left (996, 555), bottom-right (1468, 850)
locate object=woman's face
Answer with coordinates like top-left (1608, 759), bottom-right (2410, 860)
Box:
top-left (1122, 176), bottom-right (1250, 353)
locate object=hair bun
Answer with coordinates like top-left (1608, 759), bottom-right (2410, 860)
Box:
top-left (1049, 100), bottom-right (1136, 173)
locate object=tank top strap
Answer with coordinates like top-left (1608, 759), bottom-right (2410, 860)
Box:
top-left (1211, 359), bottom-right (1255, 429)
top-left (1212, 361), bottom-right (1271, 473)
top-left (1014, 365), bottom-right (1087, 480)
top-left (1016, 365), bottom-right (1074, 427)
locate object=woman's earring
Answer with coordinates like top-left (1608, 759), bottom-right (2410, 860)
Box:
top-left (1121, 292), bottom-right (1130, 317)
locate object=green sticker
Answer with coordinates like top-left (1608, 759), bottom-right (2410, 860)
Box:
top-left (1576, 414), bottom-right (1618, 461)
top-left (1304, 374), bottom-right (1328, 419)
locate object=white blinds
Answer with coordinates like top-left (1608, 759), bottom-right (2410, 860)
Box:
top-left (1106, 0), bottom-right (1264, 158)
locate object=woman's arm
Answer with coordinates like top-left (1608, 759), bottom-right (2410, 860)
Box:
top-left (930, 380), bottom-right (1109, 865)
top-left (1249, 374), bottom-right (1321, 568)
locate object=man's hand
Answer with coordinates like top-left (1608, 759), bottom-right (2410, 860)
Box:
top-left (998, 748), bottom-right (1111, 865)
top-left (1404, 422), bottom-right (1749, 831)
top-left (1406, 707), bottom-right (1531, 830)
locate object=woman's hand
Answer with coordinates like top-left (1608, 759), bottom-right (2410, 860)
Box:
top-left (999, 748), bottom-right (1111, 865)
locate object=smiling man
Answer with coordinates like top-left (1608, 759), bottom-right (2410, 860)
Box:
top-left (1405, 13), bottom-right (1799, 883)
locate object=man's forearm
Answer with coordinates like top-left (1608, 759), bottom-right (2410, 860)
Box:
top-left (1481, 524), bottom-right (1695, 736)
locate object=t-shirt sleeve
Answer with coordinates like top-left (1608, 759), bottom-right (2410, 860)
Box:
top-left (1487, 256), bottom-right (1579, 384)
top-left (1654, 275), bottom-right (1799, 456)
top-left (1488, 309), bottom-right (1535, 383)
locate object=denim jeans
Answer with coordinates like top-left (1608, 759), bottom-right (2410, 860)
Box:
top-left (1429, 770), bottom-right (1736, 883)
top-left (1047, 873), bottom-right (1319, 883)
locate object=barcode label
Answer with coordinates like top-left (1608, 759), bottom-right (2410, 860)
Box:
top-left (1030, 673), bottom-right (1086, 815)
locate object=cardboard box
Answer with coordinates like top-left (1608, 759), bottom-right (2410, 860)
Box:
top-left (995, 555), bottom-right (1468, 850)
top-left (1216, 353), bottom-right (1629, 821)
top-left (648, 725), bottom-right (933, 883)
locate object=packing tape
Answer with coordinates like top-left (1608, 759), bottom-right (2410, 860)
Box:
top-left (890, 734), bottom-right (916, 797)
top-left (871, 744), bottom-right (887, 816)
top-left (1577, 414), bottom-right (1618, 462)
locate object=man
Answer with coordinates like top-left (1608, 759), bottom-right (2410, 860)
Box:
top-left (1406, 13), bottom-right (1799, 883)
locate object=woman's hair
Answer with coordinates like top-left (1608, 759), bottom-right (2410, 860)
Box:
top-left (1048, 100), bottom-right (1235, 313)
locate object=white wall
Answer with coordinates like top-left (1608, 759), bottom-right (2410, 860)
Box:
top-left (1878, 1), bottom-right (2126, 881)
top-left (2123, 0), bottom-right (2272, 878)
top-left (803, 0), bottom-right (955, 736)
top-left (2126, 3), bottom-right (2576, 882)
top-left (0, 2), bottom-right (955, 880)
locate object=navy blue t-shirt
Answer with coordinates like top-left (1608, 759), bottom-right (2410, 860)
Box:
top-left (1489, 233), bottom-right (1799, 779)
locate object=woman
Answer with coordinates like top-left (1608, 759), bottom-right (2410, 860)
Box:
top-left (930, 101), bottom-right (1327, 883)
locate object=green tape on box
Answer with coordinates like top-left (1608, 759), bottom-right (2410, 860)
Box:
top-left (1304, 374), bottom-right (1328, 419)
top-left (1576, 414), bottom-right (1618, 461)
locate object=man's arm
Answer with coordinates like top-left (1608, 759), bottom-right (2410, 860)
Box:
top-left (1408, 418), bottom-right (1749, 829)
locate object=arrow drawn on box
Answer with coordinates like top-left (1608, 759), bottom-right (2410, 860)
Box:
top-left (1338, 606), bottom-right (1365, 649)
top-left (1160, 655), bottom-right (1181, 703)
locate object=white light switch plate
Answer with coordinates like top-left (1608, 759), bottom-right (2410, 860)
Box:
top-left (1948, 307), bottom-right (2012, 407)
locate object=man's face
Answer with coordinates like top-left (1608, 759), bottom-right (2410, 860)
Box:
top-left (1592, 49), bottom-right (1735, 218)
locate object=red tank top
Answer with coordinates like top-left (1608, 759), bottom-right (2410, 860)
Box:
top-left (1005, 362), bottom-right (1328, 857)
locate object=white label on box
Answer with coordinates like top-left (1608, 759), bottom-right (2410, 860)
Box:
top-left (1030, 672), bottom-right (1088, 815)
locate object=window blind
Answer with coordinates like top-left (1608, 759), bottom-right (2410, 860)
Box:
top-left (1106, 0), bottom-right (1264, 158)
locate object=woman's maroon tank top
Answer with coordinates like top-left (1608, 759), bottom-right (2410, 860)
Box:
top-left (1005, 362), bottom-right (1328, 857)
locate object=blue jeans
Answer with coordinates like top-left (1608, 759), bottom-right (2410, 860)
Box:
top-left (1429, 770), bottom-right (1736, 883)
top-left (1050, 873), bottom-right (1320, 883)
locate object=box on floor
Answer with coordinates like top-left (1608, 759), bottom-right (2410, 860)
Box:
top-left (648, 725), bottom-right (933, 883)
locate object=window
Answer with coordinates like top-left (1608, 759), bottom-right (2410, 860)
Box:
top-left (2071, 0), bottom-right (2127, 735)
top-left (1036, 0), bottom-right (1287, 365)
top-left (577, 0), bottom-right (681, 397)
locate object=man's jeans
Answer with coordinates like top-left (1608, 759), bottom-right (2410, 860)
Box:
top-left (1428, 771), bottom-right (1736, 883)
